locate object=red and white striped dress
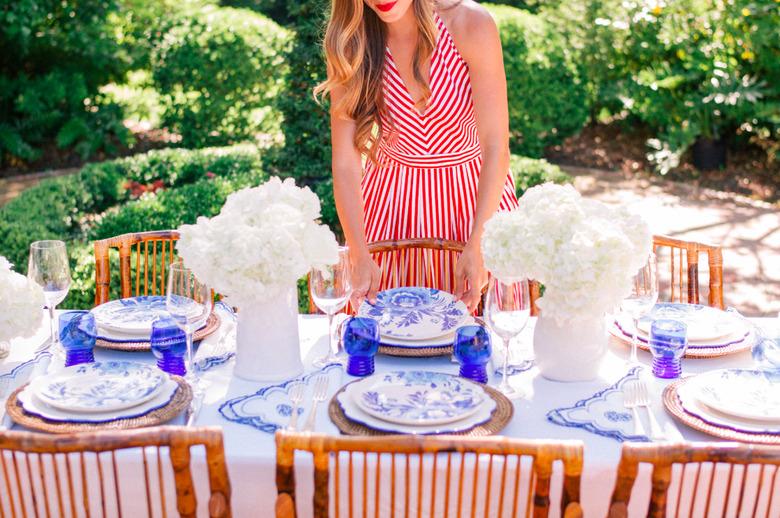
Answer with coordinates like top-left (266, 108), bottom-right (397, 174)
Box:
top-left (361, 13), bottom-right (519, 292)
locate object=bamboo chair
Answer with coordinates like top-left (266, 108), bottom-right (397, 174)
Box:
top-left (652, 235), bottom-right (724, 309)
top-left (94, 230), bottom-right (180, 306)
top-left (608, 442), bottom-right (780, 518)
top-left (276, 431), bottom-right (584, 518)
top-left (0, 426), bottom-right (231, 518)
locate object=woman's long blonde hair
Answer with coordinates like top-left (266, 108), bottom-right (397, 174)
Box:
top-left (314, 0), bottom-right (438, 159)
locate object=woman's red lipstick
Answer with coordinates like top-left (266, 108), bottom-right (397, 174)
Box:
top-left (376, 1), bottom-right (397, 12)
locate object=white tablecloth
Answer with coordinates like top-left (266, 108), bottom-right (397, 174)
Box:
top-left (1, 314), bottom-right (777, 517)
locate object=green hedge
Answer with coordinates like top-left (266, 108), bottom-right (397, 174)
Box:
top-left (485, 4), bottom-right (589, 157)
top-left (151, 6), bottom-right (289, 148)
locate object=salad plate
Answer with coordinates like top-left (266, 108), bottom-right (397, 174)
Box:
top-left (688, 369), bottom-right (780, 422)
top-left (377, 317), bottom-right (475, 348)
top-left (611, 312), bottom-right (750, 350)
top-left (91, 296), bottom-right (171, 334)
top-left (676, 377), bottom-right (780, 435)
top-left (31, 361), bottom-right (166, 413)
top-left (352, 371), bottom-right (487, 426)
top-left (17, 378), bottom-right (179, 423)
top-left (358, 287), bottom-right (468, 341)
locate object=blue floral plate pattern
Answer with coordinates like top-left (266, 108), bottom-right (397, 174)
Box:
top-left (546, 366), bottom-right (650, 442)
top-left (354, 371), bottom-right (486, 425)
top-left (689, 369), bottom-right (780, 422)
top-left (91, 296), bottom-right (170, 334)
top-left (31, 361), bottom-right (167, 413)
top-left (358, 287), bottom-right (468, 340)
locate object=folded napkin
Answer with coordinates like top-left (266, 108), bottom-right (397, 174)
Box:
top-left (219, 363), bottom-right (343, 433)
top-left (546, 366), bottom-right (650, 442)
top-left (194, 301), bottom-right (237, 373)
top-left (0, 351), bottom-right (51, 429)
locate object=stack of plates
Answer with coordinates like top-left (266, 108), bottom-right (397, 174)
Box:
top-left (14, 361), bottom-right (182, 425)
top-left (336, 371), bottom-right (497, 434)
top-left (91, 296), bottom-right (218, 350)
top-left (610, 303), bottom-right (753, 357)
top-left (357, 288), bottom-right (472, 356)
top-left (669, 369), bottom-right (780, 439)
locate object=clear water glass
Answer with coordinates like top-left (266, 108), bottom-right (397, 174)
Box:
top-left (166, 264), bottom-right (213, 392)
top-left (28, 240), bottom-right (71, 357)
top-left (621, 253), bottom-right (659, 365)
top-left (484, 277), bottom-right (531, 398)
top-left (312, 246), bottom-right (351, 368)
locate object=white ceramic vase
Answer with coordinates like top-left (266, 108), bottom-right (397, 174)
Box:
top-left (233, 286), bottom-right (303, 382)
top-left (533, 314), bottom-right (606, 382)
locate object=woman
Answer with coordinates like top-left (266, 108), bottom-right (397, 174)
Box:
top-left (316, 0), bottom-right (518, 312)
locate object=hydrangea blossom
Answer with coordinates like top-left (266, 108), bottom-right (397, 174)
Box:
top-left (176, 177), bottom-right (339, 306)
top-left (0, 257), bottom-right (45, 342)
top-left (481, 183), bottom-right (652, 325)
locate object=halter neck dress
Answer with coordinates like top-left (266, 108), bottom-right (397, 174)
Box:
top-left (361, 13), bottom-right (519, 292)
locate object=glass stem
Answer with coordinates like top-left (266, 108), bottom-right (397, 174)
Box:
top-left (630, 316), bottom-right (639, 363)
top-left (327, 313), bottom-right (336, 356)
top-left (502, 337), bottom-right (510, 388)
top-left (48, 306), bottom-right (57, 346)
top-left (186, 331), bottom-right (195, 381)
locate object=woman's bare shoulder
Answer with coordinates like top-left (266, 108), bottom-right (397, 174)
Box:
top-left (438, 1), bottom-right (500, 58)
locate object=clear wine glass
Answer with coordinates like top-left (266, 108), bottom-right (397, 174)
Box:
top-left (484, 277), bottom-right (531, 399)
top-left (166, 264), bottom-right (213, 392)
top-left (621, 253), bottom-right (659, 365)
top-left (311, 246), bottom-right (351, 368)
top-left (28, 240), bottom-right (71, 356)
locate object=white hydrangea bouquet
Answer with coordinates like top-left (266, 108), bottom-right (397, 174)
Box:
top-left (0, 256), bottom-right (45, 349)
top-left (176, 177), bottom-right (339, 381)
top-left (481, 183), bottom-right (651, 381)
top-left (177, 176), bottom-right (339, 307)
top-left (481, 183), bottom-right (652, 325)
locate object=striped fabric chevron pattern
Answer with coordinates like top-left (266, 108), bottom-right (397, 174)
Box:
top-left (361, 13), bottom-right (519, 293)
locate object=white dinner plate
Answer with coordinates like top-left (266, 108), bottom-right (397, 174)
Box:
top-left (677, 379), bottom-right (780, 434)
top-left (635, 303), bottom-right (738, 342)
top-left (18, 379), bottom-right (179, 423)
top-left (339, 379), bottom-right (496, 435)
top-left (358, 287), bottom-right (469, 341)
top-left (687, 369), bottom-right (780, 422)
top-left (377, 317), bottom-right (476, 348)
top-left (31, 361), bottom-right (167, 413)
top-left (91, 296), bottom-right (170, 334)
top-left (611, 312), bottom-right (750, 349)
top-left (352, 371), bottom-right (487, 426)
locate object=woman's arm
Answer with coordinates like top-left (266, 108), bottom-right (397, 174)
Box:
top-left (330, 86), bottom-right (382, 305)
top-left (448, 3), bottom-right (512, 310)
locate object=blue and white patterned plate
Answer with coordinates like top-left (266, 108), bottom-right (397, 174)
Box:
top-left (91, 296), bottom-right (170, 334)
top-left (353, 371), bottom-right (487, 425)
top-left (358, 287), bottom-right (468, 340)
top-left (689, 369), bottom-right (780, 422)
top-left (636, 303), bottom-right (739, 342)
top-left (31, 361), bottom-right (167, 413)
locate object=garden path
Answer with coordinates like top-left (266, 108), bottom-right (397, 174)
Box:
top-left (1, 165), bottom-right (777, 316)
top-left (568, 165), bottom-right (780, 317)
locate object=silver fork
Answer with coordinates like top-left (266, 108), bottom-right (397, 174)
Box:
top-left (623, 381), bottom-right (647, 438)
top-left (634, 380), bottom-right (665, 440)
top-left (287, 383), bottom-right (305, 431)
top-left (303, 375), bottom-right (329, 432)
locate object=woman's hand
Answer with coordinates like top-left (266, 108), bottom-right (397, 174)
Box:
top-left (453, 241), bottom-right (488, 313)
top-left (349, 251), bottom-right (382, 308)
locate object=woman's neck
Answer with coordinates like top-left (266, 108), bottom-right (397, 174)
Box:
top-left (384, 6), bottom-right (418, 42)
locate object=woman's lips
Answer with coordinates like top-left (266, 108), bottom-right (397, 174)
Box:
top-left (376, 1), bottom-right (397, 12)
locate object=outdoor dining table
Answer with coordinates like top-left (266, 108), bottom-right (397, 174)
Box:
top-left (1, 310), bottom-right (775, 517)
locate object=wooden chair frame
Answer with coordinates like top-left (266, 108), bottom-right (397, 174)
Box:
top-left (276, 431), bottom-right (584, 518)
top-left (94, 230), bottom-right (180, 306)
top-left (652, 235), bottom-right (724, 309)
top-left (0, 426), bottom-right (231, 517)
top-left (609, 442), bottom-right (780, 518)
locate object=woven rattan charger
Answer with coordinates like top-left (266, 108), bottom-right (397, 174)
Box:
top-left (6, 377), bottom-right (192, 434)
top-left (663, 379), bottom-right (780, 445)
top-left (329, 380), bottom-right (513, 437)
top-left (96, 312), bottom-right (220, 352)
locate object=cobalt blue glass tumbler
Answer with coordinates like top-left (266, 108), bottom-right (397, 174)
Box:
top-left (59, 311), bottom-right (97, 367)
top-left (453, 325), bottom-right (492, 384)
top-left (343, 317), bottom-right (380, 376)
top-left (649, 319), bottom-right (688, 379)
top-left (150, 315), bottom-right (187, 376)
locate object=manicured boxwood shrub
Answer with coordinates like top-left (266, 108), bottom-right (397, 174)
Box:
top-left (485, 4), bottom-right (589, 157)
top-left (151, 6), bottom-right (290, 148)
